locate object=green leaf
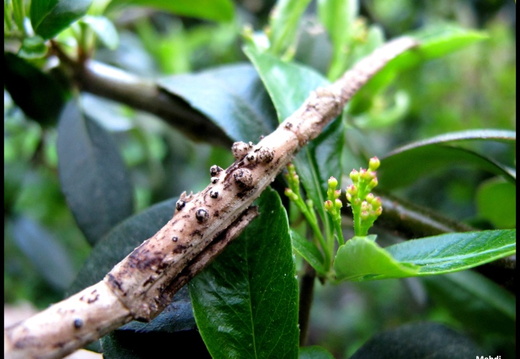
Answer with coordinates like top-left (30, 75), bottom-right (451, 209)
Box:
top-left (387, 230), bottom-right (516, 275)
top-left (317, 0), bottom-right (358, 79)
top-left (350, 24), bottom-right (488, 113)
top-left (334, 236), bottom-right (420, 282)
top-left (31, 0), bottom-right (92, 40)
top-left (4, 52), bottom-right (66, 125)
top-left (423, 271), bottom-right (516, 334)
top-left (476, 178), bottom-right (516, 228)
top-left (334, 230), bottom-right (515, 281)
top-left (18, 35), bottom-right (48, 59)
top-left (291, 229), bottom-right (326, 275)
top-left (11, 215), bottom-right (75, 291)
top-left (57, 101), bottom-right (134, 246)
top-left (299, 345), bottom-right (335, 359)
top-left (268, 0), bottom-right (312, 56)
top-left (158, 64), bottom-right (277, 143)
top-left (80, 15), bottom-right (119, 49)
top-left (244, 45), bottom-right (328, 121)
top-left (244, 44), bottom-right (343, 228)
top-left (110, 0), bottom-right (234, 22)
top-left (378, 130), bottom-right (516, 190)
top-left (190, 187), bottom-right (299, 359)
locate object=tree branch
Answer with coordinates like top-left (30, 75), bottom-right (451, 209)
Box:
top-left (4, 37), bottom-right (418, 359)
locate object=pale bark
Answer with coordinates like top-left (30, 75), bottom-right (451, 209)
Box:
top-left (4, 37), bottom-right (418, 359)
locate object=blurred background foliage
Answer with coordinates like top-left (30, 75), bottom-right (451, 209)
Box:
top-left (4, 0), bottom-right (515, 357)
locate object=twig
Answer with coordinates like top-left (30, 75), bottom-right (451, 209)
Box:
top-left (4, 37), bottom-right (418, 359)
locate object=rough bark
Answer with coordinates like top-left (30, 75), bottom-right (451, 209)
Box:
top-left (4, 37), bottom-right (418, 359)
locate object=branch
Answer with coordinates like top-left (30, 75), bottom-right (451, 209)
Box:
top-left (4, 37), bottom-right (418, 359)
top-left (51, 41), bottom-right (232, 148)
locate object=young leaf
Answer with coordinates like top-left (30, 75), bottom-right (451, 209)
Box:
top-left (158, 64), bottom-right (277, 143)
top-left (386, 229), bottom-right (516, 275)
top-left (31, 0), bottom-right (93, 40)
top-left (291, 229), bottom-right (326, 275)
top-left (190, 187), bottom-right (299, 359)
top-left (268, 0), bottom-right (312, 56)
top-left (110, 0), bottom-right (234, 22)
top-left (57, 101), bottom-right (134, 246)
top-left (334, 230), bottom-right (516, 282)
top-left (349, 24), bottom-right (488, 113)
top-left (334, 236), bottom-right (420, 282)
top-left (80, 15), bottom-right (119, 50)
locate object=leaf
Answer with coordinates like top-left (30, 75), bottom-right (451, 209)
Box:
top-left (350, 24), bottom-right (488, 113)
top-left (189, 187), bottom-right (299, 359)
top-left (334, 230), bottom-right (515, 281)
top-left (57, 101), bottom-right (134, 246)
top-left (80, 15), bottom-right (119, 50)
top-left (476, 178), bottom-right (516, 228)
top-left (158, 64), bottom-right (277, 143)
top-left (378, 129), bottom-right (516, 190)
top-left (317, 0), bottom-right (359, 79)
top-left (349, 322), bottom-right (483, 359)
top-left (244, 44), bottom-right (344, 227)
top-left (423, 271), bottom-right (516, 335)
top-left (299, 345), bottom-right (335, 359)
top-left (31, 0), bottom-right (93, 40)
top-left (4, 52), bottom-right (66, 125)
top-left (386, 229), bottom-right (516, 275)
top-left (291, 229), bottom-right (326, 275)
top-left (110, 0), bottom-right (234, 22)
top-left (11, 215), bottom-right (75, 291)
top-left (334, 236), bottom-right (420, 282)
top-left (268, 0), bottom-right (312, 55)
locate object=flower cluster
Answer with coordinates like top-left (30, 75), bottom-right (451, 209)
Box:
top-left (346, 157), bottom-right (383, 236)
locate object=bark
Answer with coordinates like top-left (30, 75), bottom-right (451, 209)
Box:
top-left (4, 37), bottom-right (418, 359)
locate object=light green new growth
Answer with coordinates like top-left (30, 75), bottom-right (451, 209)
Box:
top-left (345, 157), bottom-right (383, 236)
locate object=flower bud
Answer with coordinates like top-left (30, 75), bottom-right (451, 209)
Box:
top-left (368, 157), bottom-right (380, 171)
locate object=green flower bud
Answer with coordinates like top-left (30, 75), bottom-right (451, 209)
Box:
top-left (368, 157), bottom-right (380, 171)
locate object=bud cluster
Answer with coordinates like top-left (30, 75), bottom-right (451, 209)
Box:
top-left (346, 157), bottom-right (383, 236)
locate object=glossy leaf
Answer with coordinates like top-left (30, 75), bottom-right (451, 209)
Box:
top-left (57, 101), bottom-right (134, 246)
top-left (31, 0), bottom-right (92, 39)
top-left (244, 44), bottom-right (343, 226)
top-left (378, 130), bottom-right (516, 190)
top-left (190, 187), bottom-right (299, 359)
top-left (387, 230), bottom-right (516, 275)
top-left (4, 52), bottom-right (66, 125)
top-left (11, 215), bottom-right (75, 291)
top-left (110, 0), bottom-right (234, 22)
top-left (334, 236), bottom-right (419, 282)
top-left (158, 64), bottom-right (277, 143)
top-left (334, 230), bottom-right (515, 281)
